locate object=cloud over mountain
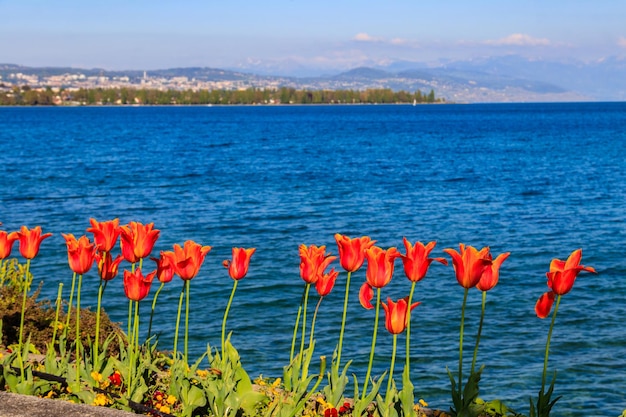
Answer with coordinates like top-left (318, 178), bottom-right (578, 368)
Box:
top-left (485, 33), bottom-right (551, 46)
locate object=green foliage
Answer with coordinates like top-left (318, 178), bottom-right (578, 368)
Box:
top-left (447, 365), bottom-right (485, 417)
top-left (322, 349), bottom-right (352, 409)
top-left (0, 258), bottom-right (31, 294)
top-left (351, 371), bottom-right (387, 417)
top-left (529, 374), bottom-right (561, 417)
top-left (0, 85), bottom-right (443, 106)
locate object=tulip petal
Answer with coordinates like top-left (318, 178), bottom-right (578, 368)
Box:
top-left (359, 282), bottom-right (374, 310)
top-left (535, 291), bottom-right (555, 319)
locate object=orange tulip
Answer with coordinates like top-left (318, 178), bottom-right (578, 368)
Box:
top-left (119, 221), bottom-right (160, 262)
top-left (476, 251), bottom-right (510, 292)
top-left (364, 246), bottom-right (400, 288)
top-left (443, 244), bottom-right (492, 289)
top-left (172, 240), bottom-right (212, 280)
top-left (334, 234), bottom-right (376, 273)
top-left (315, 268), bottom-right (339, 297)
top-left (14, 225), bottom-right (52, 260)
top-left (0, 230), bottom-right (19, 259)
top-left (62, 234), bottom-right (96, 275)
top-left (223, 247), bottom-right (256, 280)
top-left (152, 250), bottom-right (177, 283)
top-left (95, 251), bottom-right (124, 281)
top-left (382, 297), bottom-right (420, 334)
top-left (400, 238), bottom-right (448, 282)
top-left (87, 218), bottom-right (121, 252)
top-left (546, 249), bottom-right (596, 296)
top-left (299, 244), bottom-right (336, 284)
top-left (123, 268), bottom-right (156, 301)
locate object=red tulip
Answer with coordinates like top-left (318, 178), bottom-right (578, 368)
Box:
top-left (476, 251), bottom-right (510, 292)
top-left (95, 251), bottom-right (124, 281)
top-left (535, 291), bottom-right (556, 319)
top-left (14, 226), bottom-right (52, 260)
top-left (334, 234), bottom-right (376, 273)
top-left (546, 249), bottom-right (596, 296)
top-left (315, 268), bottom-right (338, 297)
top-left (172, 240), bottom-right (212, 280)
top-left (359, 282), bottom-right (375, 310)
top-left (62, 234), bottom-right (96, 275)
top-left (0, 230), bottom-right (19, 259)
top-left (535, 249), bottom-right (596, 319)
top-left (87, 218), bottom-right (121, 252)
top-left (400, 238), bottom-right (448, 282)
top-left (364, 246), bottom-right (401, 288)
top-left (443, 244), bottom-right (492, 289)
top-left (223, 247), bottom-right (256, 280)
top-left (299, 244), bottom-right (336, 284)
top-left (119, 221), bottom-right (160, 262)
top-left (382, 297), bottom-right (420, 334)
top-left (151, 250), bottom-right (176, 283)
top-left (123, 268), bottom-right (156, 301)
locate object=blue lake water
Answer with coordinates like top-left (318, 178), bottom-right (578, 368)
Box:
top-left (0, 103), bottom-right (625, 416)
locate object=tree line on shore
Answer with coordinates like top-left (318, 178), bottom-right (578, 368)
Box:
top-left (0, 85), bottom-right (441, 106)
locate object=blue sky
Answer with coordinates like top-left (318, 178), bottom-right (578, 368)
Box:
top-left (1, 0), bottom-right (625, 74)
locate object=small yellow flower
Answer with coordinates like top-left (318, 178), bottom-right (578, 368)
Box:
top-left (0, 352), bottom-right (4, 360)
top-left (56, 321), bottom-right (64, 331)
top-left (196, 369), bottom-right (209, 378)
top-left (166, 394), bottom-right (177, 405)
top-left (160, 405), bottom-right (171, 414)
top-left (93, 393), bottom-right (109, 406)
top-left (419, 398), bottom-right (428, 407)
top-left (91, 371), bottom-right (103, 383)
top-left (155, 393), bottom-right (164, 402)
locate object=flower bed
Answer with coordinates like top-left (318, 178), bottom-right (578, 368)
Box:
top-left (0, 221), bottom-right (605, 417)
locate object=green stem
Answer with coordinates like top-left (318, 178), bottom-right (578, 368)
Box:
top-left (94, 279), bottom-right (107, 369)
top-left (173, 283), bottom-right (185, 358)
top-left (222, 280), bottom-right (238, 354)
top-left (290, 303), bottom-right (303, 363)
top-left (362, 287), bottom-right (381, 400)
top-left (51, 283), bottom-right (63, 351)
top-left (64, 271), bottom-right (77, 338)
top-left (458, 287), bottom-right (469, 397)
top-left (148, 281), bottom-right (165, 343)
top-left (299, 283), bottom-right (311, 362)
top-left (134, 300), bottom-right (140, 355)
top-left (129, 300), bottom-right (139, 395)
top-left (17, 259), bottom-right (31, 383)
top-left (405, 280), bottom-right (417, 373)
top-left (337, 270), bottom-right (352, 367)
top-left (541, 295), bottom-right (561, 393)
top-left (471, 291), bottom-right (487, 374)
top-left (75, 274), bottom-right (83, 388)
top-left (309, 296), bottom-right (323, 352)
top-left (386, 333), bottom-right (398, 403)
top-left (184, 279), bottom-right (191, 363)
top-left (127, 299), bottom-right (133, 340)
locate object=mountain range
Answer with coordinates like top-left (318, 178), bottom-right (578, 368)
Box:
top-left (2, 55), bottom-right (625, 102)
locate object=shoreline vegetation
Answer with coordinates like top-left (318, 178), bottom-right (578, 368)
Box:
top-left (0, 85), bottom-right (442, 106)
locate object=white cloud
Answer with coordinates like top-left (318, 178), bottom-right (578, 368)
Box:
top-left (353, 32), bottom-right (382, 42)
top-left (485, 33), bottom-right (551, 46)
top-left (618, 37), bottom-right (626, 48)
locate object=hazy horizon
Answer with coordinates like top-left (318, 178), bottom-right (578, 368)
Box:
top-left (2, 1), bottom-right (625, 76)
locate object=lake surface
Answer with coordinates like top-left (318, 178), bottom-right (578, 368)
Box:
top-left (1, 103), bottom-right (625, 416)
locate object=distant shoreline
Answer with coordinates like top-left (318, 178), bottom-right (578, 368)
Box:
top-left (0, 85), bottom-right (442, 106)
